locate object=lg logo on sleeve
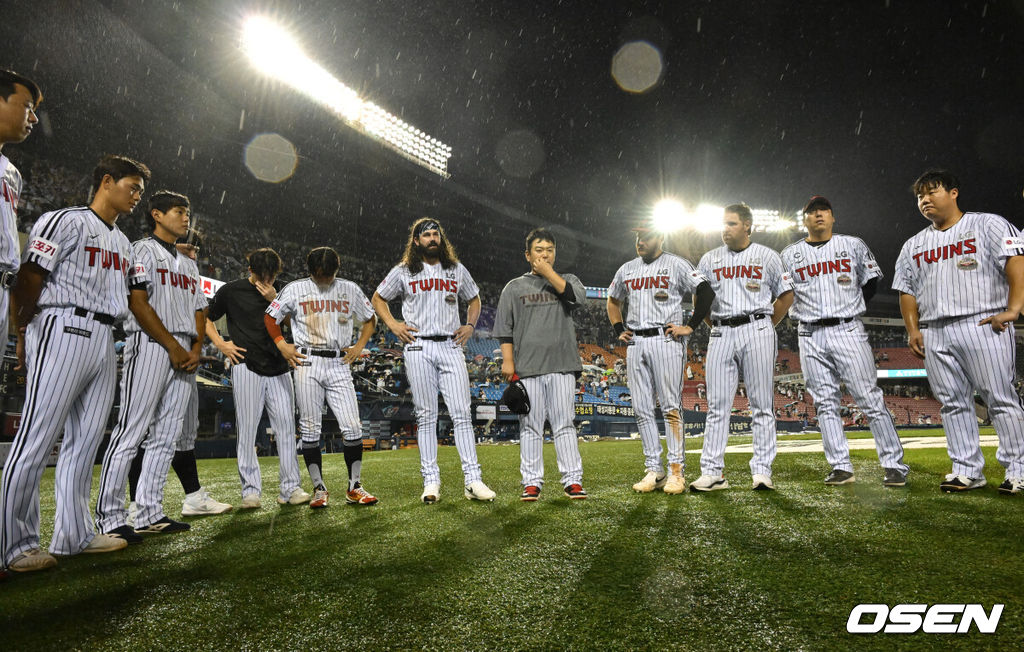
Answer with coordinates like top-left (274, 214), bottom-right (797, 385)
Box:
top-left (847, 604), bottom-right (1003, 634)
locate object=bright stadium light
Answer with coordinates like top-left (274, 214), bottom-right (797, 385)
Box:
top-left (652, 199), bottom-right (687, 232)
top-left (241, 16), bottom-right (452, 178)
top-left (694, 203), bottom-right (725, 233)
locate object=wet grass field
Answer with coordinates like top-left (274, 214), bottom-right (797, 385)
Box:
top-left (2, 430), bottom-right (1021, 650)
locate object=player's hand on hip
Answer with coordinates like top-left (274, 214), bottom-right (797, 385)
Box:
top-left (392, 322), bottom-right (418, 344)
top-left (666, 323), bottom-right (693, 339)
top-left (253, 279), bottom-right (277, 302)
top-left (907, 329), bottom-right (925, 359)
top-left (979, 310), bottom-right (1017, 333)
top-left (181, 349), bottom-right (201, 373)
top-left (501, 359), bottom-right (515, 381)
top-left (617, 330), bottom-right (634, 343)
top-left (218, 340), bottom-right (246, 364)
top-left (453, 324), bottom-right (474, 346)
top-left (343, 345), bottom-right (361, 365)
top-left (277, 341), bottom-right (306, 368)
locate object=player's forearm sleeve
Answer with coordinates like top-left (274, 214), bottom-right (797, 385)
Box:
top-left (687, 282), bottom-right (715, 328)
top-left (861, 277), bottom-right (878, 304)
top-left (264, 313), bottom-right (284, 342)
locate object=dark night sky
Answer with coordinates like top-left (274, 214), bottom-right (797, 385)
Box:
top-left (3, 0), bottom-right (1023, 295)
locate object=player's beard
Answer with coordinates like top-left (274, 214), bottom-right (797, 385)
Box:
top-left (416, 242), bottom-right (441, 261)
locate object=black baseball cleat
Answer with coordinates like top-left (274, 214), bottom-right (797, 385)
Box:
top-left (563, 484), bottom-right (588, 500)
top-left (824, 469), bottom-right (855, 485)
top-left (998, 477), bottom-right (1024, 495)
top-left (882, 468), bottom-right (908, 487)
top-left (134, 517), bottom-right (191, 534)
top-left (106, 524), bottom-right (143, 545)
top-left (939, 474), bottom-right (986, 493)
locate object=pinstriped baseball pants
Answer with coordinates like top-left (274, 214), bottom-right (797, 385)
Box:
top-left (1, 310), bottom-right (117, 563)
top-left (404, 339), bottom-right (482, 486)
top-left (294, 356), bottom-right (362, 445)
top-left (923, 316), bottom-right (1024, 478)
top-left (518, 373), bottom-right (583, 487)
top-left (701, 320), bottom-right (778, 477)
top-left (798, 320), bottom-right (908, 473)
top-left (230, 364), bottom-right (301, 500)
top-left (626, 334), bottom-right (687, 474)
top-left (95, 333), bottom-right (191, 532)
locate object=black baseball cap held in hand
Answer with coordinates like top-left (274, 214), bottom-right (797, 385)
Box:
top-left (502, 378), bottom-right (531, 415)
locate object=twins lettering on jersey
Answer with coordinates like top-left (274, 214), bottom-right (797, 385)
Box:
top-left (298, 299), bottom-right (349, 314)
top-left (407, 278), bottom-right (458, 294)
top-left (911, 238), bottom-right (976, 267)
top-left (154, 268), bottom-right (199, 293)
top-left (520, 291), bottom-right (558, 306)
top-left (791, 258), bottom-right (852, 281)
top-left (710, 265), bottom-right (762, 281)
top-left (84, 246), bottom-right (130, 274)
top-left (624, 275), bottom-right (670, 290)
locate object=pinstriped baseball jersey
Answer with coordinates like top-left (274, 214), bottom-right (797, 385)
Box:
top-left (698, 243), bottom-right (792, 319)
top-left (779, 234), bottom-right (882, 322)
top-left (267, 277), bottom-right (375, 349)
top-left (122, 237), bottom-right (206, 336)
top-left (1, 154), bottom-right (22, 273)
top-left (23, 207), bottom-right (132, 320)
top-left (608, 253), bottom-right (707, 329)
top-left (892, 212), bottom-right (1024, 321)
top-left (375, 262), bottom-right (479, 336)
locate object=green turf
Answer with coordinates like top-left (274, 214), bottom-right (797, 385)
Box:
top-left (2, 431), bottom-right (1021, 650)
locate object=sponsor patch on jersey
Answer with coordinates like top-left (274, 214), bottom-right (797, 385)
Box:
top-left (709, 330), bottom-right (722, 337)
top-left (269, 300), bottom-right (281, 311)
top-left (836, 274), bottom-right (852, 286)
top-left (406, 344), bottom-right (423, 351)
top-left (745, 281), bottom-right (761, 292)
top-left (957, 257), bottom-right (978, 270)
top-left (444, 293), bottom-right (457, 304)
top-left (28, 236), bottom-right (58, 260)
top-left (63, 326), bottom-right (91, 338)
top-left (653, 289), bottom-right (669, 302)
top-left (132, 262), bottom-right (146, 276)
top-left (865, 260), bottom-right (878, 271)
top-left (1003, 236), bottom-right (1024, 252)
top-left (839, 250), bottom-right (848, 257)
top-left (792, 251), bottom-right (803, 261)
top-left (798, 329), bottom-right (811, 337)
top-left (781, 272), bottom-right (793, 283)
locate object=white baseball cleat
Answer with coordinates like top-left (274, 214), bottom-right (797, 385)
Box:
top-left (421, 483), bottom-right (441, 504)
top-left (8, 548), bottom-right (57, 572)
top-left (940, 474), bottom-right (985, 493)
top-left (240, 494), bottom-right (261, 509)
top-left (464, 481), bottom-right (496, 502)
top-left (83, 533), bottom-right (129, 554)
top-left (278, 488), bottom-right (311, 505)
top-left (632, 471), bottom-right (667, 493)
top-left (663, 473), bottom-right (687, 494)
top-left (998, 476), bottom-right (1024, 495)
top-left (690, 474), bottom-right (730, 492)
top-left (182, 490), bottom-right (233, 516)
top-left (752, 474), bottom-right (775, 491)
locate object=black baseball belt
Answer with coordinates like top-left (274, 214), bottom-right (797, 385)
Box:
top-left (298, 347), bottom-right (341, 358)
top-left (73, 306), bottom-right (116, 325)
top-left (417, 335), bottom-right (452, 342)
top-left (799, 317), bottom-right (855, 328)
top-left (713, 314), bottom-right (769, 327)
top-left (632, 327), bottom-right (666, 337)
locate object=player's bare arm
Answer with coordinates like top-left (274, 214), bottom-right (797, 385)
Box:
top-left (772, 290), bottom-right (795, 326)
top-left (454, 295), bottom-right (481, 345)
top-left (606, 296), bottom-right (632, 342)
top-left (371, 291), bottom-right (418, 343)
top-left (899, 292), bottom-right (925, 359)
top-left (500, 342), bottom-right (515, 381)
top-left (264, 313), bottom-right (306, 368)
top-left (345, 315), bottom-right (377, 365)
top-left (205, 320), bottom-right (246, 363)
top-left (979, 255), bottom-right (1024, 333)
top-left (10, 261), bottom-right (47, 370)
top-left (190, 308), bottom-right (207, 372)
top-left (129, 288), bottom-right (194, 371)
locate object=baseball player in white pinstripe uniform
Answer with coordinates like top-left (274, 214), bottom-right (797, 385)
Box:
top-left (780, 196), bottom-right (909, 486)
top-left (694, 204), bottom-right (794, 491)
top-left (0, 70), bottom-right (41, 351)
top-left (607, 220), bottom-right (715, 494)
top-left (206, 248), bottom-right (308, 508)
top-left (95, 191), bottom-right (207, 542)
top-left (894, 170), bottom-right (1024, 494)
top-left (495, 228), bottom-right (587, 501)
top-left (372, 217), bottom-right (495, 503)
top-left (2, 155), bottom-right (152, 573)
top-left (266, 247), bottom-right (379, 508)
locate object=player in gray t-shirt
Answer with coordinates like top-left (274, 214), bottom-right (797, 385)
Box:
top-left (494, 228), bottom-right (587, 500)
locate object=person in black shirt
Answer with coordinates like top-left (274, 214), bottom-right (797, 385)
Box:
top-left (206, 248), bottom-right (309, 508)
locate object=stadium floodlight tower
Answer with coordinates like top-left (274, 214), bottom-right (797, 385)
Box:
top-left (241, 16), bottom-right (453, 178)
